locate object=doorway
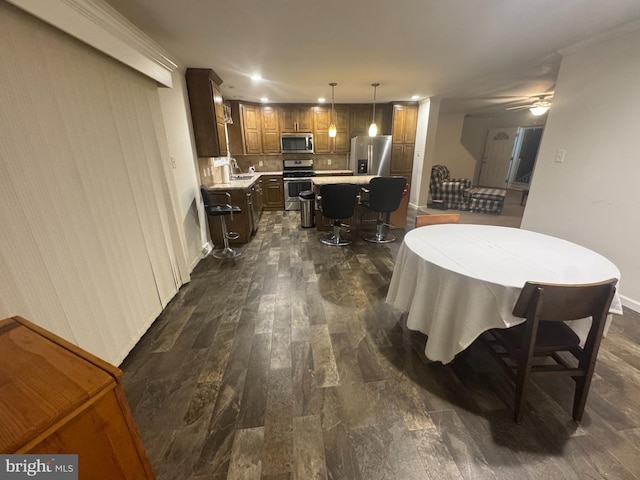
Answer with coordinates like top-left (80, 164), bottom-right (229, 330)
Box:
top-left (507, 126), bottom-right (543, 189)
top-left (478, 127), bottom-right (518, 188)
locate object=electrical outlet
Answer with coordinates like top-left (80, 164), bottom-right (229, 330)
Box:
top-left (259, 160), bottom-right (264, 167)
top-left (170, 156), bottom-right (177, 168)
top-left (328, 159), bottom-right (332, 165)
top-left (554, 149), bottom-right (566, 163)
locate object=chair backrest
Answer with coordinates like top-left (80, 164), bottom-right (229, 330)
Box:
top-left (200, 186), bottom-right (211, 207)
top-left (430, 165), bottom-right (450, 191)
top-left (513, 279), bottom-right (617, 322)
top-left (320, 183), bottom-right (359, 220)
top-left (366, 177), bottom-right (407, 213)
top-left (415, 213), bottom-right (460, 228)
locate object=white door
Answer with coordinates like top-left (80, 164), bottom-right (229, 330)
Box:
top-left (478, 127), bottom-right (518, 188)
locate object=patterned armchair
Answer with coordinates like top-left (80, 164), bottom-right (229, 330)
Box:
top-left (430, 165), bottom-right (472, 210)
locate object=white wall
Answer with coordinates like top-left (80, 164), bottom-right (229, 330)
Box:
top-left (521, 26), bottom-right (640, 311)
top-left (0, 2), bottom-right (191, 363)
top-left (157, 70), bottom-right (207, 271)
top-left (433, 113), bottom-right (477, 181)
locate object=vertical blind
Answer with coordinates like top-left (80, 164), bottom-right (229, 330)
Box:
top-left (0, 3), bottom-right (188, 365)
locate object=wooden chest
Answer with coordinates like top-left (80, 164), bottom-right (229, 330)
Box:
top-left (0, 316), bottom-right (154, 479)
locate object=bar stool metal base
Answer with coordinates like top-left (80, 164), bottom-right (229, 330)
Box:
top-left (363, 220), bottom-right (395, 244)
top-left (321, 223), bottom-right (353, 246)
top-left (213, 247), bottom-right (241, 259)
top-left (214, 215), bottom-right (241, 259)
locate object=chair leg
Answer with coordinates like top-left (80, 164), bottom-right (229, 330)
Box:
top-left (513, 362), bottom-right (532, 423)
top-left (572, 369), bottom-right (597, 422)
top-left (213, 216), bottom-right (241, 259)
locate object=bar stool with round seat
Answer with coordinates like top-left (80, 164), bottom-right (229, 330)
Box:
top-left (361, 176), bottom-right (407, 243)
top-left (318, 183), bottom-right (359, 246)
top-left (200, 187), bottom-right (242, 259)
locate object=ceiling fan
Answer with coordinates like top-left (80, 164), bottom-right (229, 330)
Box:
top-left (506, 94), bottom-right (553, 116)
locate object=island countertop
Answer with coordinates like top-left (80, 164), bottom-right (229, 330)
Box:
top-left (312, 175), bottom-right (376, 186)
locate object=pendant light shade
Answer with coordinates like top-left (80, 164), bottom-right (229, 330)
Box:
top-left (328, 82), bottom-right (337, 138)
top-left (369, 83), bottom-right (379, 137)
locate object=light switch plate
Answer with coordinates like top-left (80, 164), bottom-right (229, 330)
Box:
top-left (554, 149), bottom-right (566, 163)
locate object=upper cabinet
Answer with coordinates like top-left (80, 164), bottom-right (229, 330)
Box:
top-left (391, 104), bottom-right (418, 144)
top-left (390, 103), bottom-right (418, 179)
top-left (240, 104), bottom-right (263, 154)
top-left (185, 68), bottom-right (228, 157)
top-left (280, 106), bottom-right (313, 133)
top-left (313, 106), bottom-right (350, 154)
top-left (239, 104), bottom-right (281, 154)
top-left (260, 106), bottom-right (280, 153)
top-left (350, 105), bottom-right (390, 138)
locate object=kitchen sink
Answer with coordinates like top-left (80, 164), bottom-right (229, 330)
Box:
top-left (230, 174), bottom-right (254, 180)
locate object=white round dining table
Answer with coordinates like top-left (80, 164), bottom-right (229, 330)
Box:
top-left (386, 224), bottom-right (622, 364)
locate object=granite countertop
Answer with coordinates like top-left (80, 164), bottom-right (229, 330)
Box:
top-left (314, 169), bottom-right (353, 176)
top-left (206, 173), bottom-right (261, 191)
top-left (205, 170), bottom-right (355, 191)
top-left (312, 175), bottom-right (376, 186)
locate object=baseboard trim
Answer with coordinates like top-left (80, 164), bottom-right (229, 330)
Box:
top-left (620, 294), bottom-right (640, 314)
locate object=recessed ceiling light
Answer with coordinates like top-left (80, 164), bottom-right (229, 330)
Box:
top-left (318, 98), bottom-right (326, 103)
top-left (251, 74), bottom-right (262, 81)
top-left (260, 97), bottom-right (269, 103)
top-left (411, 95), bottom-right (420, 100)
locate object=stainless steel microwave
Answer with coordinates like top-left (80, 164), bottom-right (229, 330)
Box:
top-left (281, 133), bottom-right (313, 153)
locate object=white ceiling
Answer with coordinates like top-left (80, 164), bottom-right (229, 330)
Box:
top-left (106, 0), bottom-right (640, 114)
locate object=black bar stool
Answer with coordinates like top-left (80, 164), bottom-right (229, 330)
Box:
top-left (200, 187), bottom-right (242, 259)
top-left (361, 176), bottom-right (407, 243)
top-left (318, 183), bottom-right (359, 246)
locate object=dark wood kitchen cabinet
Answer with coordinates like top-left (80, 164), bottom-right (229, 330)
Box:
top-left (260, 106), bottom-right (281, 153)
top-left (185, 68), bottom-right (228, 157)
top-left (262, 174), bottom-right (284, 210)
top-left (391, 103), bottom-right (418, 144)
top-left (350, 105), bottom-right (390, 138)
top-left (0, 316), bottom-right (155, 479)
top-left (280, 106), bottom-right (313, 133)
top-left (313, 107), bottom-right (350, 154)
top-left (206, 186), bottom-right (257, 244)
top-left (240, 104), bottom-right (263, 154)
top-left (390, 103), bottom-right (418, 181)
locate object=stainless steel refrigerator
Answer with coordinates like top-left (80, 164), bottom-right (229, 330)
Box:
top-left (349, 135), bottom-right (393, 176)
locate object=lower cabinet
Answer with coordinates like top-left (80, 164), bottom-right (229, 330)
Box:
top-left (1, 316), bottom-right (155, 479)
top-left (207, 188), bottom-right (253, 245)
top-left (262, 175), bottom-right (285, 210)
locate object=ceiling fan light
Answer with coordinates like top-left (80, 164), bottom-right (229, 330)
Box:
top-left (530, 105), bottom-right (549, 116)
top-left (329, 123), bottom-right (337, 138)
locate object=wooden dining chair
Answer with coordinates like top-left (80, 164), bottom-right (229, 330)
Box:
top-left (481, 278), bottom-right (617, 423)
top-left (414, 213), bottom-right (460, 228)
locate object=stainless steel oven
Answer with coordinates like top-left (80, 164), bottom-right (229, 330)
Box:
top-left (283, 159), bottom-right (315, 211)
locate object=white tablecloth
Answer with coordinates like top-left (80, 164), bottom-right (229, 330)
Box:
top-left (386, 225), bottom-right (622, 363)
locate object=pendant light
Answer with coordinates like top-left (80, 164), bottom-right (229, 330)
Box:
top-left (328, 82), bottom-right (337, 138)
top-left (369, 82), bottom-right (380, 137)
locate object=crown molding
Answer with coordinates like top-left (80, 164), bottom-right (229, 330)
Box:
top-left (7, 0), bottom-right (179, 87)
top-left (559, 18), bottom-right (640, 57)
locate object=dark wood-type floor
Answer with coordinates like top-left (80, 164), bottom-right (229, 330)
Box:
top-left (122, 208), bottom-right (640, 479)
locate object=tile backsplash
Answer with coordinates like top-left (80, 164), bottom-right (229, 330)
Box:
top-left (235, 154), bottom-right (349, 173)
top-left (197, 154), bottom-right (352, 187)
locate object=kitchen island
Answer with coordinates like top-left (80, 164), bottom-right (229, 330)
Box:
top-left (312, 175), bottom-right (409, 232)
top-left (312, 175), bottom-right (377, 231)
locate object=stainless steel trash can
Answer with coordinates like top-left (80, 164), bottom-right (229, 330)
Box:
top-left (299, 190), bottom-right (315, 228)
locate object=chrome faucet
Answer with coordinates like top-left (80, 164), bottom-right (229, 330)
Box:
top-left (230, 158), bottom-right (241, 174)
